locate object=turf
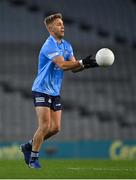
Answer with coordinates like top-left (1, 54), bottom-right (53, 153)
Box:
top-left (0, 159), bottom-right (136, 179)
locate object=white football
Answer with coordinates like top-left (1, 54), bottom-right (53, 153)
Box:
top-left (95, 48), bottom-right (115, 67)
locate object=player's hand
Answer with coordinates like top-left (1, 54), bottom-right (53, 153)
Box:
top-left (79, 55), bottom-right (99, 68)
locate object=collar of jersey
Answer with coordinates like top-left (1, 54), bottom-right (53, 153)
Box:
top-left (50, 35), bottom-right (64, 44)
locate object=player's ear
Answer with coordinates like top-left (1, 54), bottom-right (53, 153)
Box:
top-left (48, 25), bottom-right (54, 33)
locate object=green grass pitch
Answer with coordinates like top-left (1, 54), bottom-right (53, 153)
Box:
top-left (0, 159), bottom-right (136, 179)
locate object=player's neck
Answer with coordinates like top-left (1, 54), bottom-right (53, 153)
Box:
top-left (52, 34), bottom-right (63, 44)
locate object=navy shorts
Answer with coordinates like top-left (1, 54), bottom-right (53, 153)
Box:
top-left (32, 91), bottom-right (63, 111)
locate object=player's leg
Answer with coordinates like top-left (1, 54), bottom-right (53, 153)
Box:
top-left (32, 106), bottom-right (51, 151)
top-left (44, 110), bottom-right (62, 140)
top-left (20, 92), bottom-right (53, 168)
top-left (20, 93), bottom-right (62, 168)
top-left (29, 106), bottom-right (51, 168)
top-left (44, 95), bottom-right (62, 140)
top-left (29, 108), bottom-right (61, 168)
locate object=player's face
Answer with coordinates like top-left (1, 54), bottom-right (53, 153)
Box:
top-left (51, 18), bottom-right (65, 39)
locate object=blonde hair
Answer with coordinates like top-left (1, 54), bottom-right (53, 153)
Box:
top-left (44, 13), bottom-right (62, 28)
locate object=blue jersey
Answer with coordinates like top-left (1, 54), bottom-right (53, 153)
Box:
top-left (32, 35), bottom-right (74, 96)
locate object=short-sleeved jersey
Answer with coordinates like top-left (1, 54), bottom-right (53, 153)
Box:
top-left (32, 35), bottom-right (74, 96)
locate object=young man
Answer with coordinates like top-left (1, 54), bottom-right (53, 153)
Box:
top-left (20, 13), bottom-right (98, 169)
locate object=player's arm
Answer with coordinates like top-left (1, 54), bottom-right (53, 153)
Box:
top-left (53, 56), bottom-right (81, 70)
top-left (68, 56), bottom-right (84, 72)
top-left (53, 54), bottom-right (99, 71)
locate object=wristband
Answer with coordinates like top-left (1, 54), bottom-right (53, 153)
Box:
top-left (79, 60), bottom-right (84, 67)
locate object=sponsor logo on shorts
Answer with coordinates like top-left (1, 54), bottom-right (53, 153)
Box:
top-left (35, 97), bottom-right (45, 103)
top-left (56, 103), bottom-right (61, 106)
top-left (48, 98), bottom-right (52, 103)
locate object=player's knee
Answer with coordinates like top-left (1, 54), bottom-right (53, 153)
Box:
top-left (39, 123), bottom-right (50, 135)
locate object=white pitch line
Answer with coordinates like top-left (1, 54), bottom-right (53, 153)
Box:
top-left (68, 167), bottom-right (136, 171)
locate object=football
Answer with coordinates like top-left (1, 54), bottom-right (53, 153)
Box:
top-left (95, 48), bottom-right (115, 67)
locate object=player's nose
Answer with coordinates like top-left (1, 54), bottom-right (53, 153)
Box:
top-left (61, 26), bottom-right (64, 32)
top-left (61, 24), bottom-right (64, 29)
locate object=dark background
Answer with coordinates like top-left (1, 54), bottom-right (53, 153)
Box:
top-left (0, 0), bottom-right (136, 141)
